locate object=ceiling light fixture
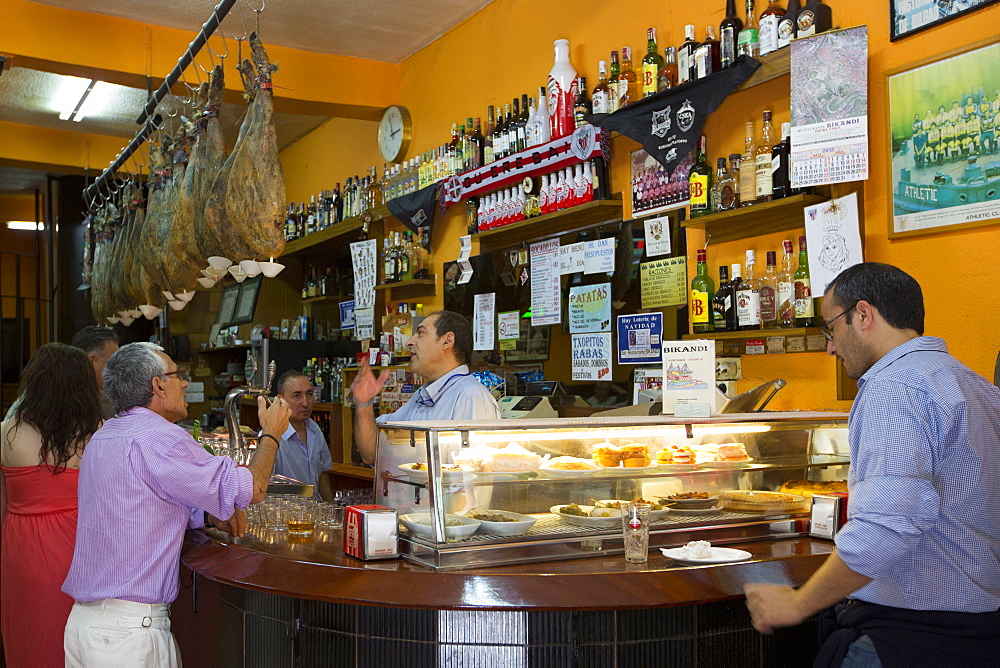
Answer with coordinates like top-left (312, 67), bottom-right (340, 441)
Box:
top-left (55, 75), bottom-right (93, 121)
top-left (6, 221), bottom-right (44, 231)
top-left (73, 81), bottom-right (114, 122)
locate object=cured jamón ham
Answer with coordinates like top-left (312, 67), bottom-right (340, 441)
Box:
top-left (202, 31), bottom-right (286, 262)
top-left (189, 66), bottom-right (230, 266)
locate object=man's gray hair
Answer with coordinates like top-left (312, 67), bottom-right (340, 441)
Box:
top-left (103, 342), bottom-right (168, 414)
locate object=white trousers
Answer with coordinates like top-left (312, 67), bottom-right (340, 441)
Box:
top-left (64, 598), bottom-right (181, 668)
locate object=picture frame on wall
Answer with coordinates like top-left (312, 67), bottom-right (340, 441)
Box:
top-left (885, 36), bottom-right (1000, 239)
top-left (230, 276), bottom-right (263, 326)
top-left (890, 0), bottom-right (999, 41)
top-left (504, 320), bottom-right (550, 362)
top-left (216, 284), bottom-right (240, 327)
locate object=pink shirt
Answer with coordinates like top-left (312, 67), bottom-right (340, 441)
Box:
top-left (62, 407), bottom-right (252, 604)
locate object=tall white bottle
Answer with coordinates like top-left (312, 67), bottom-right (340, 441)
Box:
top-left (535, 86), bottom-right (551, 145)
top-left (547, 39), bottom-right (579, 141)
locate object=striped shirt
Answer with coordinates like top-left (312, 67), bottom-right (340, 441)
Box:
top-left (835, 336), bottom-right (1000, 612)
top-left (62, 407), bottom-right (252, 605)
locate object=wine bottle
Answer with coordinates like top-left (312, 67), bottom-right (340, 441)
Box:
top-left (574, 77), bottom-right (592, 128)
top-left (739, 249), bottom-right (761, 330)
top-left (713, 265), bottom-right (731, 331)
top-left (720, 0), bottom-right (744, 69)
top-left (607, 51), bottom-right (621, 114)
top-left (759, 0), bottom-right (786, 56)
top-left (777, 239), bottom-right (795, 327)
top-left (592, 61), bottom-right (612, 114)
top-left (691, 249), bottom-right (715, 333)
top-left (547, 39), bottom-right (579, 141)
top-left (678, 25), bottom-right (698, 85)
top-left (793, 235), bottom-right (815, 326)
top-left (771, 121), bottom-right (792, 199)
top-left (510, 98), bottom-right (522, 154)
top-left (517, 93), bottom-right (530, 152)
top-left (642, 28), bottom-right (665, 97)
top-left (659, 47), bottom-right (678, 90)
top-left (472, 117), bottom-right (485, 169)
top-left (484, 107), bottom-right (496, 164)
top-left (739, 121), bottom-right (757, 207)
top-left (618, 46), bottom-right (638, 108)
top-left (797, 0), bottom-right (832, 38)
top-left (777, 0), bottom-right (801, 49)
top-left (755, 110), bottom-right (776, 202)
top-left (738, 0), bottom-right (760, 58)
top-left (758, 250), bottom-right (779, 328)
top-left (688, 136), bottom-right (712, 218)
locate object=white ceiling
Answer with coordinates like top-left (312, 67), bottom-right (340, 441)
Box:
top-left (0, 0), bottom-right (494, 193)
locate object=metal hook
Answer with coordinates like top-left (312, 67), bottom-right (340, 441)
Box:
top-left (245, 0), bottom-right (264, 34)
top-left (229, 0), bottom-right (249, 42)
top-left (207, 30), bottom-right (229, 62)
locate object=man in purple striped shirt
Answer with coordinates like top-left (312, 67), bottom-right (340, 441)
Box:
top-left (62, 342), bottom-right (290, 667)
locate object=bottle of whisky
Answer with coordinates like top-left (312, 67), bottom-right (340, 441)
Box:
top-left (797, 0), bottom-right (832, 38)
top-left (755, 110), bottom-right (776, 202)
top-left (720, 0), bottom-right (744, 69)
top-left (658, 47), bottom-right (678, 90)
top-left (758, 250), bottom-right (779, 329)
top-left (711, 156), bottom-right (739, 212)
top-left (739, 121), bottom-right (757, 207)
top-left (713, 265), bottom-right (732, 331)
top-left (738, 0), bottom-right (760, 58)
top-left (771, 122), bottom-right (792, 199)
top-left (759, 0), bottom-right (786, 56)
top-left (678, 25), bottom-right (698, 85)
top-left (618, 46), bottom-right (638, 108)
top-left (694, 26), bottom-right (721, 79)
top-left (777, 239), bottom-right (796, 327)
top-left (777, 0), bottom-right (801, 48)
top-left (607, 50), bottom-right (621, 114)
top-left (727, 264), bottom-right (744, 332)
top-left (793, 235), bottom-right (815, 326)
top-left (688, 136), bottom-right (712, 218)
top-left (739, 249), bottom-right (761, 330)
top-left (592, 61), bottom-right (611, 114)
top-left (642, 28), bottom-right (665, 97)
top-left (691, 249), bottom-right (715, 333)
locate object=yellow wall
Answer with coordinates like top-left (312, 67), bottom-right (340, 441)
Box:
top-left (280, 118), bottom-right (382, 203)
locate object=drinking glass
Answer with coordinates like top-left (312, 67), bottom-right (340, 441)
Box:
top-left (287, 503), bottom-right (315, 536)
top-left (621, 502), bottom-right (651, 564)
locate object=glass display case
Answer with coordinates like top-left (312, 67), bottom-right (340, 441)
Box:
top-left (376, 412), bottom-right (850, 569)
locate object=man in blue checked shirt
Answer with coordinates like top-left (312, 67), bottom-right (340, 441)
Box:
top-left (745, 262), bottom-right (1000, 668)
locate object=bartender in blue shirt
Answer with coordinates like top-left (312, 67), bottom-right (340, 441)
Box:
top-left (272, 370), bottom-right (333, 500)
top-left (351, 311), bottom-right (500, 494)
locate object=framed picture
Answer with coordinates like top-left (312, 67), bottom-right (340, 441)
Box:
top-left (890, 0), bottom-right (999, 41)
top-left (504, 320), bottom-right (550, 362)
top-left (216, 283), bottom-right (239, 327)
top-left (629, 147), bottom-right (693, 218)
top-left (886, 36), bottom-right (1000, 239)
top-left (230, 276), bottom-right (263, 326)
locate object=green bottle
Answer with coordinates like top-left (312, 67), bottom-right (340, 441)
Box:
top-left (691, 249), bottom-right (715, 333)
top-left (688, 136), bottom-right (713, 218)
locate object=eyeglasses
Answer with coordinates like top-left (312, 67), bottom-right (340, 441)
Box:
top-left (820, 305), bottom-right (856, 341)
top-left (162, 369), bottom-right (191, 382)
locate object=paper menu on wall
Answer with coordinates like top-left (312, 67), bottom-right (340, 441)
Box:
top-left (660, 339), bottom-right (717, 414)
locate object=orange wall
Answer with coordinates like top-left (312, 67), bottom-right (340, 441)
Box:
top-left (280, 118), bottom-right (382, 203)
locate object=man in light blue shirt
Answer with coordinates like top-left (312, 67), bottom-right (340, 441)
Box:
top-left (745, 262), bottom-right (1000, 666)
top-left (273, 371), bottom-right (333, 500)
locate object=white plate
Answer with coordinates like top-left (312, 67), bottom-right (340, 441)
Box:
top-left (701, 460), bottom-right (755, 469)
top-left (550, 505), bottom-right (620, 528)
top-left (465, 510), bottom-right (537, 537)
top-left (599, 465), bottom-right (660, 476)
top-left (399, 513), bottom-right (480, 541)
top-left (666, 505), bottom-right (722, 515)
top-left (540, 462), bottom-right (604, 478)
top-left (398, 463), bottom-right (472, 483)
top-left (660, 546), bottom-right (753, 563)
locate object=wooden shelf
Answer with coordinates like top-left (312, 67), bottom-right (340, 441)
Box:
top-left (198, 344), bottom-right (251, 355)
top-left (681, 193), bottom-right (826, 244)
top-left (329, 463), bottom-right (374, 480)
top-left (737, 48), bottom-right (790, 92)
top-left (301, 294), bottom-right (349, 304)
top-left (683, 327), bottom-right (828, 355)
top-left (475, 197), bottom-right (623, 254)
top-left (280, 204), bottom-right (391, 258)
top-left (373, 277), bottom-right (436, 301)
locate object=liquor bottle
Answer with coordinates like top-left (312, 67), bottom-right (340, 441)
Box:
top-left (755, 110), bottom-right (776, 202)
top-left (381, 237), bottom-right (394, 285)
top-left (797, 0), bottom-right (832, 38)
top-left (548, 38), bottom-right (579, 141)
top-left (658, 47), bottom-right (678, 90)
top-left (793, 235), bottom-right (814, 326)
top-left (713, 265), bottom-right (731, 332)
top-left (771, 121), bottom-right (792, 199)
top-left (517, 93), bottom-right (530, 152)
top-left (535, 86), bottom-right (551, 144)
top-left (525, 97), bottom-right (539, 147)
top-left (574, 77), bottom-right (592, 128)
top-left (496, 104), bottom-right (510, 159)
top-left (484, 105), bottom-right (496, 164)
top-left (711, 156), bottom-right (739, 212)
top-left (678, 25), bottom-right (698, 85)
top-left (472, 117), bottom-right (485, 168)
top-left (688, 136), bottom-right (712, 218)
top-left (414, 229), bottom-right (430, 279)
top-left (397, 232), bottom-right (412, 281)
top-left (777, 0), bottom-right (801, 49)
top-left (618, 46), bottom-right (638, 108)
top-left (641, 28), bottom-right (665, 97)
top-left (738, 249), bottom-right (761, 330)
top-left (720, 0), bottom-right (744, 69)
top-left (739, 121), bottom-right (757, 207)
top-left (758, 250), bottom-right (779, 329)
top-left (607, 51), bottom-right (621, 114)
top-left (759, 0), bottom-right (786, 56)
top-left (726, 264), bottom-right (744, 332)
top-left (694, 26), bottom-right (721, 79)
top-left (592, 61), bottom-right (612, 114)
top-left (690, 249), bottom-right (715, 333)
top-left (738, 0), bottom-right (760, 58)
top-left (777, 239), bottom-right (796, 327)
top-left (510, 98), bottom-right (522, 154)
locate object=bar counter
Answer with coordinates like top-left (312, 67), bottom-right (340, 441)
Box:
top-left (175, 528), bottom-right (834, 667)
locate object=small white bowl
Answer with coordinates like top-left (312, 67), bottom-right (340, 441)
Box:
top-left (119, 316), bottom-right (135, 326)
top-left (167, 300), bottom-right (186, 310)
top-left (205, 267), bottom-right (227, 279)
top-left (196, 277), bottom-right (216, 288)
top-left (258, 260), bottom-right (285, 278)
top-left (466, 510), bottom-right (536, 537)
top-left (228, 266), bottom-right (248, 282)
top-left (206, 256), bottom-right (233, 271)
top-left (139, 305), bottom-right (163, 319)
top-left (117, 310), bottom-right (130, 318)
top-left (106, 316), bottom-right (120, 324)
top-left (161, 290), bottom-right (175, 301)
top-left (399, 513), bottom-right (480, 541)
top-left (175, 290), bottom-right (196, 302)
top-left (239, 260), bottom-right (263, 277)
top-left (128, 309), bottom-right (143, 318)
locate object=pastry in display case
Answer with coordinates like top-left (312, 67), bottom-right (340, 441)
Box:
top-left (375, 412), bottom-right (850, 570)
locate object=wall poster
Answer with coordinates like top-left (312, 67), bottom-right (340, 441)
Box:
top-left (890, 0), bottom-right (999, 41)
top-left (629, 147), bottom-right (693, 217)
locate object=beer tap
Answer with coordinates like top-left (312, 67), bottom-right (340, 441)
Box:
top-left (223, 352), bottom-right (277, 461)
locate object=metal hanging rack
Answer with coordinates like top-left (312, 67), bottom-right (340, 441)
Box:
top-left (82, 0), bottom-right (239, 204)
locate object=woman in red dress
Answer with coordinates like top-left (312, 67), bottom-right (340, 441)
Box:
top-left (1, 343), bottom-right (103, 667)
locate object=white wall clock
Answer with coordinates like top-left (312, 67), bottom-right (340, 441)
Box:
top-left (377, 105), bottom-right (412, 163)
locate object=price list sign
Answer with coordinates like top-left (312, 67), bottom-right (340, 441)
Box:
top-left (639, 256), bottom-right (687, 309)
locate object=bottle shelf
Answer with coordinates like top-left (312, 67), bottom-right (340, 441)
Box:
top-left (281, 204), bottom-right (391, 258)
top-left (737, 48), bottom-right (790, 92)
top-left (197, 343), bottom-right (251, 355)
top-left (680, 193), bottom-right (826, 244)
top-left (301, 294), bottom-right (350, 305)
top-left (683, 327), bottom-right (828, 355)
top-left (474, 197), bottom-right (623, 254)
top-left (373, 277), bottom-right (437, 301)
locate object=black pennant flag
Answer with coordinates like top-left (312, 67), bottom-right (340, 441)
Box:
top-left (387, 182), bottom-right (438, 234)
top-left (585, 56), bottom-right (761, 172)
